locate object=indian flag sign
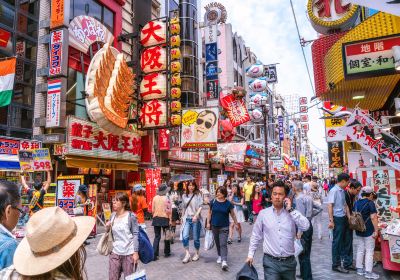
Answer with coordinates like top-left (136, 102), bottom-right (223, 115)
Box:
top-left (0, 58), bottom-right (16, 107)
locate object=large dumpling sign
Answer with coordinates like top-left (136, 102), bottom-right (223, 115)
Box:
top-left (221, 94), bottom-right (250, 127)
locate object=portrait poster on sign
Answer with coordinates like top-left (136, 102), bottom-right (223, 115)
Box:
top-left (181, 108), bottom-right (219, 151)
top-left (56, 176), bottom-right (84, 216)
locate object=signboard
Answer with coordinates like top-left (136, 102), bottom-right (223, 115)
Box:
top-left (328, 141), bottom-right (344, 168)
top-left (206, 80), bottom-right (219, 100)
top-left (53, 144), bottom-right (67, 156)
top-left (205, 24), bottom-right (218, 44)
top-left (19, 148), bottom-right (53, 172)
top-left (205, 61), bottom-right (218, 80)
top-left (145, 169), bottom-right (161, 213)
top-left (66, 116), bottom-right (141, 162)
top-left (0, 28), bottom-right (11, 47)
top-left (140, 20), bottom-right (167, 47)
top-left (263, 65), bottom-right (278, 83)
top-left (278, 116), bottom-right (284, 141)
top-left (15, 40), bottom-right (25, 82)
top-left (244, 142), bottom-right (265, 170)
top-left (181, 107), bottom-right (219, 151)
top-left (343, 35), bottom-right (400, 78)
top-left (206, 43), bottom-right (218, 62)
top-left (299, 97), bottom-right (307, 105)
top-left (324, 102), bottom-right (347, 142)
top-left (49, 29), bottom-right (68, 77)
top-left (68, 16), bottom-right (114, 54)
top-left (347, 0), bottom-right (400, 17)
top-left (50, 0), bottom-right (70, 28)
top-left (300, 155), bottom-right (307, 171)
top-left (221, 94), bottom-right (250, 127)
top-left (46, 78), bottom-right (67, 128)
top-left (300, 106), bottom-right (308, 113)
top-left (158, 129), bottom-right (170, 151)
top-left (301, 123), bottom-right (309, 132)
top-left (268, 142), bottom-right (281, 160)
top-left (19, 140), bottom-right (41, 150)
top-left (168, 148), bottom-right (206, 163)
top-left (56, 175), bottom-right (83, 215)
top-left (300, 114), bottom-right (309, 123)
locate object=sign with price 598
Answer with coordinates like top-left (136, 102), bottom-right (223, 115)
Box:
top-left (18, 148), bottom-right (53, 172)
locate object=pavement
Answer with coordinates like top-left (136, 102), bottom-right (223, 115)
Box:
top-left (85, 200), bottom-right (399, 280)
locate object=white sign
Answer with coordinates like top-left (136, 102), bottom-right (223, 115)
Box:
top-left (205, 24), bottom-right (218, 44)
top-left (325, 126), bottom-right (346, 142)
top-left (348, 0), bottom-right (400, 17)
top-left (46, 79), bottom-right (62, 128)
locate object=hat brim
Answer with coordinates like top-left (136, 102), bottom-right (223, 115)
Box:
top-left (13, 216), bottom-right (95, 276)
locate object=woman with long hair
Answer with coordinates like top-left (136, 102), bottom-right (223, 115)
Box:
top-left (181, 181), bottom-right (203, 263)
top-left (0, 206), bottom-right (95, 280)
top-left (223, 178), bottom-right (233, 197)
top-left (251, 183), bottom-right (263, 222)
top-left (107, 192), bottom-right (139, 280)
top-left (228, 184), bottom-right (244, 244)
top-left (168, 181), bottom-right (183, 243)
top-left (130, 184), bottom-right (148, 231)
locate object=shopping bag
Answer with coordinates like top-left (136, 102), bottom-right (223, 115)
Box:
top-left (96, 231), bottom-right (113, 256)
top-left (125, 269), bottom-right (146, 280)
top-left (294, 239), bottom-right (303, 257)
top-left (204, 229), bottom-right (214, 251)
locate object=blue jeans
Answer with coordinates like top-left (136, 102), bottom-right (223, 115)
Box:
top-left (182, 218), bottom-right (201, 250)
top-left (332, 216), bottom-right (347, 268)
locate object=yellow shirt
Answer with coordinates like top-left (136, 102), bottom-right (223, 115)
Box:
top-left (243, 182), bottom-right (255, 202)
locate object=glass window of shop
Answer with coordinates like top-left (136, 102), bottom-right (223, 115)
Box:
top-left (70, 0), bottom-right (114, 33)
top-left (0, 0), bottom-right (38, 138)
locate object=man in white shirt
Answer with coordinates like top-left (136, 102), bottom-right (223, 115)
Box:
top-left (246, 180), bottom-right (310, 279)
top-left (302, 175), bottom-right (312, 194)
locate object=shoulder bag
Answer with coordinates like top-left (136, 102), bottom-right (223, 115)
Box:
top-left (97, 214), bottom-right (115, 256)
top-left (348, 202), bottom-right (370, 232)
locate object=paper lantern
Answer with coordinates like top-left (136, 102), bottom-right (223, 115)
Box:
top-left (170, 22), bottom-right (180, 35)
top-left (170, 114), bottom-right (182, 126)
top-left (140, 46), bottom-right (167, 74)
top-left (139, 100), bottom-right (167, 128)
top-left (170, 35), bottom-right (181, 48)
top-left (219, 119), bottom-right (236, 142)
top-left (251, 93), bottom-right (268, 106)
top-left (140, 21), bottom-right (167, 47)
top-left (171, 61), bottom-right (181, 73)
top-left (140, 73), bottom-right (167, 100)
top-left (170, 48), bottom-right (181, 60)
top-left (246, 62), bottom-right (264, 78)
top-left (248, 77), bottom-right (267, 92)
top-left (171, 101), bottom-right (181, 112)
top-left (171, 73), bottom-right (181, 86)
top-left (171, 87), bottom-right (181, 99)
top-left (250, 109), bottom-right (264, 123)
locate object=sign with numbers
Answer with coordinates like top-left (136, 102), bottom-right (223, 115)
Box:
top-left (19, 148), bottom-right (53, 172)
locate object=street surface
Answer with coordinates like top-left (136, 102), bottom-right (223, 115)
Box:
top-left (86, 201), bottom-right (398, 280)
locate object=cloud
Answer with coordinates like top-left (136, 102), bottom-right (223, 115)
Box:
top-left (202, 0), bottom-right (327, 152)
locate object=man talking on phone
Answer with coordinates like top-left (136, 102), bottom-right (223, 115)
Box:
top-left (246, 180), bottom-right (310, 280)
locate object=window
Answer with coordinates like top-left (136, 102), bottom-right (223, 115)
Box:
top-left (0, 4), bottom-right (15, 28)
top-left (71, 0), bottom-right (114, 33)
top-left (12, 85), bottom-right (32, 105)
top-left (16, 14), bottom-right (38, 38)
top-left (66, 68), bottom-right (88, 119)
top-left (19, 0), bottom-right (39, 18)
top-left (15, 37), bottom-right (37, 60)
top-left (0, 107), bottom-right (7, 125)
top-left (9, 106), bottom-right (33, 129)
top-left (1, 0), bottom-right (14, 6)
top-left (103, 7), bottom-right (114, 32)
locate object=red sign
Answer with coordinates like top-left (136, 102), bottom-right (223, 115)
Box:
top-left (145, 169), bottom-right (161, 213)
top-left (0, 28), bottom-right (11, 47)
top-left (49, 29), bottom-right (63, 76)
top-left (19, 140), bottom-right (41, 150)
top-left (300, 114), bottom-right (309, 123)
top-left (158, 129), bottom-right (170, 151)
top-left (299, 97), bottom-right (307, 105)
top-left (168, 148), bottom-right (205, 163)
top-left (345, 36), bottom-right (400, 56)
top-left (301, 123), bottom-right (310, 132)
top-left (0, 138), bottom-right (19, 155)
top-left (300, 106), bottom-right (308, 113)
top-left (221, 94), bottom-right (250, 127)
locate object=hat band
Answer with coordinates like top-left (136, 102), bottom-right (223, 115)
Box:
top-left (32, 223), bottom-right (78, 257)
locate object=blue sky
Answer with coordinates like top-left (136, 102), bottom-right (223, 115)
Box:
top-left (201, 0), bottom-right (327, 152)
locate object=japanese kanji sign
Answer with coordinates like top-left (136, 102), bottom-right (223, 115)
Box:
top-left (66, 116), bottom-right (141, 162)
top-left (206, 80), bottom-right (219, 100)
top-left (299, 97), bottom-right (307, 105)
top-left (221, 94), bottom-right (250, 127)
top-left (205, 24), bottom-right (218, 44)
top-left (139, 100), bottom-right (167, 128)
top-left (56, 175), bottom-right (83, 216)
top-left (145, 169), bottom-right (161, 213)
top-left (19, 140), bottom-right (42, 151)
top-left (19, 148), bottom-right (53, 172)
top-left (49, 29), bottom-right (68, 77)
top-left (139, 73), bottom-right (167, 100)
top-left (343, 35), bottom-right (400, 78)
top-left (46, 78), bottom-right (67, 128)
top-left (263, 65), bottom-right (278, 83)
top-left (328, 141), bottom-right (344, 168)
top-left (0, 28), bottom-right (11, 48)
top-left (158, 129), bottom-right (170, 151)
top-left (140, 21), bottom-right (167, 47)
top-left (324, 102), bottom-right (347, 142)
top-left (50, 0), bottom-right (70, 29)
top-left (278, 116), bottom-right (284, 141)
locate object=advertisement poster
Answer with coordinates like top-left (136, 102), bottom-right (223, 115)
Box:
top-left (244, 142), bottom-right (265, 170)
top-left (102, 203), bottom-right (111, 221)
top-left (158, 129), bottom-right (170, 151)
top-left (221, 95), bottom-right (250, 127)
top-left (88, 184), bottom-right (97, 235)
top-left (145, 169), bottom-right (161, 213)
top-left (181, 108), bottom-right (219, 151)
top-left (328, 142), bottom-right (344, 168)
top-left (18, 148), bottom-right (53, 172)
top-left (56, 176), bottom-right (83, 215)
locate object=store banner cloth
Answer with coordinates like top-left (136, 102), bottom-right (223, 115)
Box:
top-left (348, 0), bottom-right (400, 17)
top-left (221, 94), bottom-right (250, 127)
top-left (0, 58), bottom-right (16, 107)
top-left (344, 109), bottom-right (400, 170)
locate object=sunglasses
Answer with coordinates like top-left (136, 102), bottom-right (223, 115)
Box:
top-left (196, 118), bottom-right (213, 129)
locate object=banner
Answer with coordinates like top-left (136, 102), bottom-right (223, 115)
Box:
top-left (328, 142), bottom-right (344, 168)
top-left (268, 142), bottom-right (281, 160)
top-left (145, 169), bottom-right (161, 213)
top-left (244, 142), bottom-right (265, 170)
top-left (158, 129), bottom-right (170, 151)
top-left (300, 155), bottom-right (307, 172)
top-left (181, 107), bottom-right (219, 151)
top-left (56, 175), bottom-right (83, 215)
top-left (278, 116), bottom-right (284, 141)
top-left (18, 148), bottom-right (53, 172)
top-left (221, 95), bottom-right (250, 127)
top-left (88, 184), bottom-right (97, 235)
top-left (344, 109), bottom-right (400, 170)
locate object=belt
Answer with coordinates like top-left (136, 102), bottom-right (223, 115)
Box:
top-left (264, 253), bottom-right (294, 261)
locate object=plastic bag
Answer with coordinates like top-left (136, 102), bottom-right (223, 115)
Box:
top-left (204, 229), bottom-right (214, 251)
top-left (125, 269), bottom-right (146, 280)
top-left (294, 239), bottom-right (303, 257)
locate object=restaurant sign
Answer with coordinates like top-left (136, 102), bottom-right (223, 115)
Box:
top-left (328, 141), bottom-right (344, 168)
top-left (50, 0), bottom-right (70, 28)
top-left (46, 78), bottom-right (67, 128)
top-left (66, 116), bottom-right (141, 162)
top-left (49, 29), bottom-right (68, 77)
top-left (343, 35), bottom-right (400, 78)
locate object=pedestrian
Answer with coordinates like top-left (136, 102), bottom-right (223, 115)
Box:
top-left (243, 176), bottom-right (255, 224)
top-left (0, 206), bottom-right (94, 279)
top-left (168, 181), bottom-right (183, 242)
top-left (251, 183), bottom-right (263, 222)
top-left (224, 178), bottom-right (233, 197)
top-left (328, 178), bottom-right (337, 192)
top-left (130, 183), bottom-right (148, 232)
top-left (354, 187), bottom-right (380, 279)
top-left (228, 184), bottom-right (244, 244)
top-left (246, 180), bottom-right (310, 280)
top-left (0, 181), bottom-right (21, 269)
top-left (107, 192), bottom-right (139, 280)
top-left (74, 185), bottom-right (90, 216)
top-left (152, 183), bottom-right (172, 260)
top-left (323, 179), bottom-right (329, 197)
top-left (310, 182), bottom-right (323, 240)
top-left (302, 175), bottom-right (312, 194)
top-left (20, 171), bottom-right (51, 216)
top-left (261, 182), bottom-right (272, 208)
top-left (181, 181), bottom-right (203, 263)
top-left (328, 173), bottom-right (351, 273)
top-left (206, 187), bottom-right (238, 271)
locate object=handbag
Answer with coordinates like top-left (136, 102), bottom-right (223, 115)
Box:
top-left (126, 265), bottom-right (146, 280)
top-left (349, 202), bottom-right (370, 232)
top-left (96, 215), bottom-right (114, 256)
top-left (73, 206), bottom-right (84, 216)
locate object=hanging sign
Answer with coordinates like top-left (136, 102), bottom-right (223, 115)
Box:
top-left (221, 94), bottom-right (250, 127)
top-left (46, 78), bottom-right (67, 128)
top-left (324, 102), bottom-right (347, 142)
top-left (206, 80), bottom-right (219, 100)
top-left (145, 169), bottom-right (161, 213)
top-left (299, 97), bottom-right (307, 105)
top-left (15, 40), bottom-right (25, 82)
top-left (158, 129), bottom-right (170, 151)
top-left (263, 65), bottom-right (278, 83)
top-left (278, 116), bottom-right (284, 141)
top-left (68, 16), bottom-right (114, 54)
top-left (300, 114), bottom-right (309, 123)
top-left (269, 142), bottom-right (281, 160)
top-left (205, 24), bottom-right (218, 44)
top-left (206, 43), bottom-right (218, 62)
top-left (140, 20), bottom-right (167, 47)
top-left (50, 0), bottom-right (70, 29)
top-left (56, 175), bottom-right (84, 215)
top-left (49, 29), bottom-right (68, 77)
top-left (19, 140), bottom-right (41, 150)
top-left (328, 141), bottom-right (344, 168)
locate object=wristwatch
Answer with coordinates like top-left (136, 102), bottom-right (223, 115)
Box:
top-left (288, 207), bottom-right (295, 213)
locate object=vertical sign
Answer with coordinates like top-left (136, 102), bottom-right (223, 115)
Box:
top-left (56, 176), bottom-right (83, 215)
top-left (278, 116), bottom-right (284, 141)
top-left (15, 40), bottom-right (25, 82)
top-left (158, 129), bottom-right (170, 151)
top-left (145, 169), bottom-right (161, 213)
top-left (49, 29), bottom-right (68, 77)
top-left (50, 0), bottom-right (70, 28)
top-left (328, 141), bottom-right (344, 168)
top-left (205, 24), bottom-right (219, 101)
top-left (263, 65), bottom-right (278, 83)
top-left (46, 78), bottom-right (67, 128)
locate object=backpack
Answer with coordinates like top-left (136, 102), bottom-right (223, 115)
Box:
top-left (348, 202), bottom-right (370, 232)
top-left (28, 190), bottom-right (43, 212)
top-left (127, 212), bottom-right (154, 264)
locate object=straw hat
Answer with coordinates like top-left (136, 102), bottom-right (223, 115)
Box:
top-left (13, 207), bottom-right (95, 276)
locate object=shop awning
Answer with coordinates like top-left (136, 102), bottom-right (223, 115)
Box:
top-left (66, 156), bottom-right (138, 171)
top-left (169, 160), bottom-right (209, 170)
top-left (0, 154), bottom-right (20, 171)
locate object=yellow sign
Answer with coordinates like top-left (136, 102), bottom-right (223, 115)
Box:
top-left (50, 0), bottom-right (65, 29)
top-left (182, 110), bottom-right (199, 126)
top-left (300, 155), bottom-right (307, 171)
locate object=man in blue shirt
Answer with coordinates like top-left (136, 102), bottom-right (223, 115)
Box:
top-left (327, 173), bottom-right (351, 273)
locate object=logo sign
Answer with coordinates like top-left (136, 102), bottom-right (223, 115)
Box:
top-left (328, 141), bottom-right (344, 168)
top-left (68, 16), bottom-right (114, 54)
top-left (46, 78), bottom-right (66, 128)
top-left (205, 24), bottom-right (218, 44)
top-left (207, 80), bottom-right (219, 100)
top-left (278, 116), bottom-right (284, 141)
top-left (300, 106), bottom-right (308, 113)
top-left (206, 43), bottom-right (218, 62)
top-left (50, 0), bottom-right (70, 28)
top-left (158, 129), bottom-right (170, 151)
top-left (20, 140), bottom-right (41, 150)
top-left (204, 2), bottom-right (227, 25)
top-left (299, 97), bottom-right (307, 105)
top-left (49, 29), bottom-right (68, 77)
top-left (206, 61), bottom-right (218, 80)
top-left (0, 138), bottom-right (19, 155)
top-left (300, 114), bottom-right (309, 123)
top-left (301, 123), bottom-right (309, 132)
top-left (343, 35), bottom-right (400, 78)
top-left (0, 28), bottom-right (11, 47)
top-left (263, 65), bottom-right (278, 83)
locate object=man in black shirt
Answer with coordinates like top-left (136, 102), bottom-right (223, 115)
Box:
top-left (21, 171), bottom-right (51, 215)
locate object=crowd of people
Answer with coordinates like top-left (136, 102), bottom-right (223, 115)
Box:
top-left (0, 172), bottom-right (382, 280)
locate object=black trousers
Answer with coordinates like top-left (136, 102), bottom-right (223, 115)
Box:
top-left (299, 222), bottom-right (313, 280)
top-left (153, 226), bottom-right (170, 258)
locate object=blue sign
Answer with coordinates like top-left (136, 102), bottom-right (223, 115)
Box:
top-left (206, 62), bottom-right (218, 80)
top-left (293, 160), bottom-right (299, 167)
top-left (278, 116), bottom-right (284, 141)
top-left (206, 43), bottom-right (218, 62)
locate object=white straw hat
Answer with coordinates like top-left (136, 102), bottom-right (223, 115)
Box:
top-left (13, 207), bottom-right (95, 276)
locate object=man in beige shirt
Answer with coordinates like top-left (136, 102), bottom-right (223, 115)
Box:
top-left (243, 176), bottom-right (255, 224)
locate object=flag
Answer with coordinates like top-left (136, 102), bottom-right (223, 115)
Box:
top-left (0, 58), bottom-right (16, 107)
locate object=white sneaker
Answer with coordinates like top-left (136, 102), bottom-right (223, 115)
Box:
top-left (365, 272), bottom-right (380, 279)
top-left (216, 256), bottom-right (222, 264)
top-left (192, 252), bottom-right (200, 261)
top-left (182, 252), bottom-right (191, 264)
top-left (221, 261), bottom-right (228, 271)
top-left (357, 268), bottom-right (365, 276)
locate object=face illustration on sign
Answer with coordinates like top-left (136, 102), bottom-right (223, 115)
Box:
top-left (194, 110), bottom-right (217, 141)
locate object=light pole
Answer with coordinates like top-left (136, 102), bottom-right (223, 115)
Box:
top-left (263, 103), bottom-right (271, 179)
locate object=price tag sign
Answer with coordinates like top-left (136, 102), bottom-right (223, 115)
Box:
top-left (19, 148), bottom-right (53, 172)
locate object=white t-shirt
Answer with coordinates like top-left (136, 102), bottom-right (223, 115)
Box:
top-left (112, 214), bottom-right (135, 255)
